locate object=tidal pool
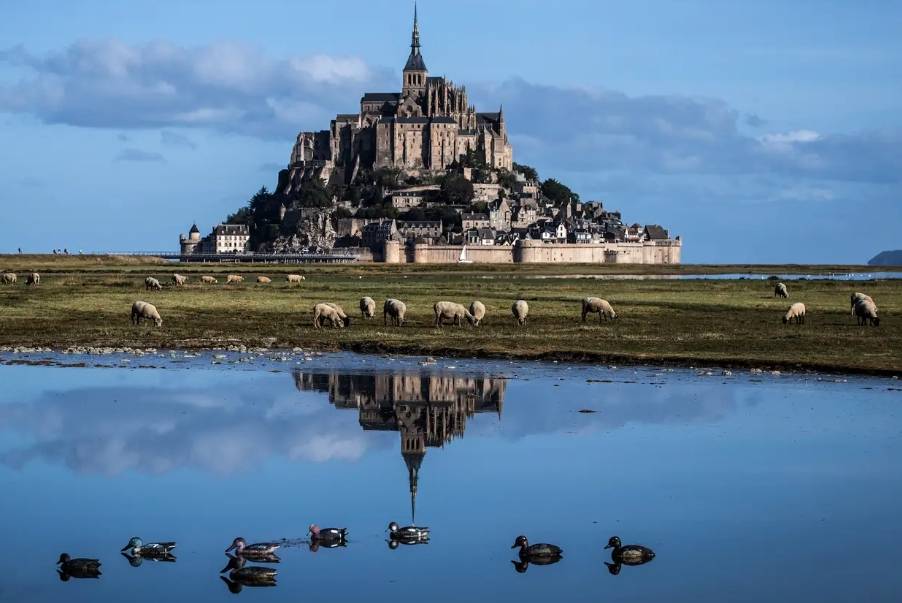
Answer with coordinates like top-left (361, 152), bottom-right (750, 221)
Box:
top-left (0, 351), bottom-right (900, 602)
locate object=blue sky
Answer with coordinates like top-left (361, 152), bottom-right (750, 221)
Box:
top-left (1, 0), bottom-right (899, 262)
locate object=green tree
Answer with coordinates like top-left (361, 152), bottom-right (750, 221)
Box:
top-left (440, 174), bottom-right (474, 205)
top-left (541, 178), bottom-right (580, 205)
top-left (513, 162), bottom-right (539, 181)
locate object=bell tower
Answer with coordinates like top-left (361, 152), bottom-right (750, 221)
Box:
top-left (402, 3), bottom-right (428, 95)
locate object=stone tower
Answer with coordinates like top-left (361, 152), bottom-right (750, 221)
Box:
top-left (402, 3), bottom-right (427, 95)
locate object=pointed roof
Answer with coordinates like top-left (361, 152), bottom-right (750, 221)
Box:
top-left (189, 223), bottom-right (200, 234)
top-left (404, 3), bottom-right (427, 71)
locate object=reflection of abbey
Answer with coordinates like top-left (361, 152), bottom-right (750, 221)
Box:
top-left (293, 370), bottom-right (504, 519)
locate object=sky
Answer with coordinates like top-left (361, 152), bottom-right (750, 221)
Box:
top-left (0, 0), bottom-right (899, 263)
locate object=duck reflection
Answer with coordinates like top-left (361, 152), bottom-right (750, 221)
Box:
top-left (121, 552), bottom-right (176, 566)
top-left (219, 554), bottom-right (277, 592)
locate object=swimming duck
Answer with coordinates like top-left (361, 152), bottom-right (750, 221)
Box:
top-left (511, 536), bottom-right (563, 561)
top-left (604, 536), bottom-right (655, 570)
top-left (120, 537), bottom-right (176, 557)
top-left (225, 537), bottom-right (280, 558)
top-left (388, 521), bottom-right (430, 543)
top-left (220, 555), bottom-right (277, 592)
top-left (308, 524), bottom-right (348, 547)
top-left (57, 553), bottom-right (101, 580)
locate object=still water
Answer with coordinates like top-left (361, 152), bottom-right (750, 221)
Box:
top-left (1, 352), bottom-right (900, 602)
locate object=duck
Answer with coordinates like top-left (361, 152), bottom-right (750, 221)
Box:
top-left (388, 521), bottom-right (430, 543)
top-left (511, 535), bottom-right (562, 562)
top-left (308, 524), bottom-right (348, 547)
top-left (120, 537), bottom-right (176, 557)
top-left (604, 536), bottom-right (655, 571)
top-left (220, 555), bottom-right (277, 592)
top-left (225, 537), bottom-right (280, 558)
top-left (57, 553), bottom-right (101, 579)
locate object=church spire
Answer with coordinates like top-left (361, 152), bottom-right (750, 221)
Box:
top-left (403, 2), bottom-right (427, 77)
top-left (412, 2), bottom-right (420, 54)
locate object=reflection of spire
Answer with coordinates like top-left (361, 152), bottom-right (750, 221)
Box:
top-left (403, 450), bottom-right (423, 524)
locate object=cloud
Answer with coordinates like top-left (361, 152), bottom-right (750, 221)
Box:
top-left (0, 39), bottom-right (392, 138)
top-left (160, 129), bottom-right (196, 149)
top-left (114, 147), bottom-right (165, 162)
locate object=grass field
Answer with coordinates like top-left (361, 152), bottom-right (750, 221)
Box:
top-left (0, 256), bottom-right (899, 374)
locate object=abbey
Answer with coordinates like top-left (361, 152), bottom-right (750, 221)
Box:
top-left (287, 6), bottom-right (512, 186)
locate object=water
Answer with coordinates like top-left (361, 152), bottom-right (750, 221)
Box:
top-left (517, 271), bottom-right (902, 281)
top-left (1, 351), bottom-right (900, 602)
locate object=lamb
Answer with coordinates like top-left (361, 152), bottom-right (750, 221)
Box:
top-left (256, 276), bottom-right (272, 284)
top-left (469, 300), bottom-right (486, 326)
top-left (313, 302), bottom-right (349, 329)
top-left (1, 273), bottom-right (16, 285)
top-left (287, 274), bottom-right (305, 284)
top-left (359, 296), bottom-right (376, 319)
top-left (581, 297), bottom-right (616, 322)
top-left (774, 282), bottom-right (789, 298)
top-left (782, 302), bottom-right (806, 325)
top-left (144, 277), bottom-right (162, 291)
top-left (433, 301), bottom-right (475, 327)
top-left (384, 298), bottom-right (407, 327)
top-left (850, 292), bottom-right (873, 316)
top-left (172, 273), bottom-right (187, 287)
top-left (853, 298), bottom-right (880, 327)
top-left (511, 300), bottom-right (529, 326)
top-left (226, 274), bottom-right (243, 284)
top-left (130, 301), bottom-right (163, 327)
top-left (201, 276), bottom-right (218, 284)
top-left (26, 272), bottom-right (40, 286)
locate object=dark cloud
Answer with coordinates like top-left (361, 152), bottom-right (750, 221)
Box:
top-left (115, 148), bottom-right (165, 162)
top-left (745, 113), bottom-right (766, 127)
top-left (160, 129), bottom-right (197, 149)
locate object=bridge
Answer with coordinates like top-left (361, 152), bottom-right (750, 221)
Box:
top-left (104, 251), bottom-right (360, 264)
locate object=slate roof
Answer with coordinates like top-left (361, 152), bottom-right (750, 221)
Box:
top-left (362, 92), bottom-right (401, 102)
top-left (644, 224), bottom-right (669, 240)
top-left (404, 51), bottom-right (427, 71)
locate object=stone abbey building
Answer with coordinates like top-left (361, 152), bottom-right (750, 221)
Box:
top-left (287, 6), bottom-right (512, 187)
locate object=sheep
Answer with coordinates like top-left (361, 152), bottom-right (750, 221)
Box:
top-left (1, 273), bottom-right (16, 285)
top-left (434, 301), bottom-right (475, 327)
top-left (313, 302), bottom-right (349, 329)
top-left (201, 276), bottom-right (218, 284)
top-left (26, 272), bottom-right (40, 286)
top-left (130, 301), bottom-right (163, 327)
top-left (384, 298), bottom-right (407, 327)
top-left (257, 276), bottom-right (272, 284)
top-left (850, 292), bottom-right (873, 316)
top-left (469, 300), bottom-right (486, 326)
top-left (287, 274), bottom-right (305, 284)
top-left (511, 300), bottom-right (529, 326)
top-left (144, 276), bottom-right (162, 291)
top-left (774, 282), bottom-right (788, 298)
top-left (172, 273), bottom-right (187, 287)
top-left (782, 302), bottom-right (806, 325)
top-left (581, 297), bottom-right (616, 322)
top-left (853, 298), bottom-right (880, 327)
top-left (226, 274), bottom-right (243, 284)
top-left (360, 296), bottom-right (376, 319)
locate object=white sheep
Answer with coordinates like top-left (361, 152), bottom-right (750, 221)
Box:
top-left (581, 297), bottom-right (616, 322)
top-left (26, 272), bottom-right (40, 286)
top-left (360, 296), bottom-right (376, 319)
top-left (257, 276), bottom-right (272, 284)
top-left (201, 276), bottom-right (218, 284)
top-left (853, 298), bottom-right (880, 327)
top-left (384, 298), bottom-right (407, 327)
top-left (287, 274), bottom-right (305, 284)
top-left (313, 302), bottom-right (348, 329)
top-left (783, 302), bottom-right (806, 325)
top-left (434, 301), bottom-right (475, 327)
top-left (469, 300), bottom-right (486, 326)
top-left (172, 273), bottom-right (187, 287)
top-left (511, 300), bottom-right (529, 326)
top-left (144, 276), bottom-right (162, 291)
top-left (774, 282), bottom-right (788, 298)
top-left (130, 301), bottom-right (163, 327)
top-left (850, 292), bottom-right (873, 316)
top-left (226, 274), bottom-right (243, 284)
top-left (1, 273), bottom-right (16, 285)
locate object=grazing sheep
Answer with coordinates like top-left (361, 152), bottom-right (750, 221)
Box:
top-left (384, 298), bottom-right (407, 327)
top-left (26, 272), bottom-right (40, 286)
top-left (511, 300), bottom-right (529, 326)
top-left (201, 276), bottom-right (218, 284)
top-left (581, 297), bottom-right (617, 322)
top-left (469, 300), bottom-right (486, 326)
top-left (257, 276), bottom-right (272, 284)
top-left (326, 303), bottom-right (350, 326)
top-left (782, 302), bottom-right (806, 325)
top-left (774, 282), bottom-right (789, 298)
top-left (226, 274), bottom-right (244, 284)
top-left (850, 292), bottom-right (873, 316)
top-left (853, 298), bottom-right (880, 327)
top-left (433, 301), bottom-right (475, 327)
top-left (130, 301), bottom-right (163, 327)
top-left (359, 296), bottom-right (376, 319)
top-left (144, 277), bottom-right (162, 291)
top-left (1, 273), bottom-right (16, 285)
top-left (313, 302), bottom-right (348, 329)
top-left (172, 273), bottom-right (187, 287)
top-left (287, 274), bottom-right (305, 284)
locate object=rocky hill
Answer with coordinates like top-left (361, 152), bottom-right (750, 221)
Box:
top-left (868, 250), bottom-right (902, 266)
